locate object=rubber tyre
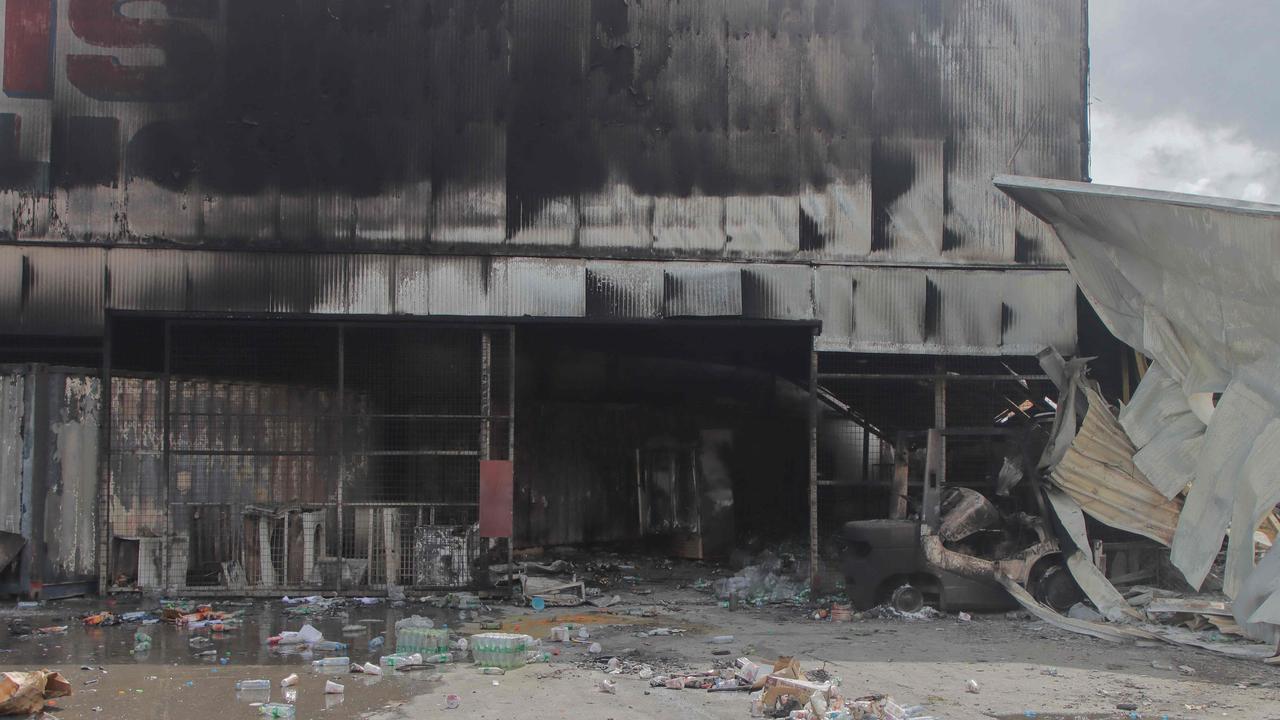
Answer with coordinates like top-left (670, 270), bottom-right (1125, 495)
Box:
top-left (1035, 563), bottom-right (1084, 612)
top-left (890, 584), bottom-right (925, 614)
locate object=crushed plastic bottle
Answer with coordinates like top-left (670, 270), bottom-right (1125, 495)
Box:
top-left (368, 636), bottom-right (385, 651)
top-left (478, 667), bottom-right (505, 675)
top-left (235, 679), bottom-right (271, 691)
top-left (380, 652), bottom-right (424, 668)
top-left (258, 704), bottom-right (295, 718)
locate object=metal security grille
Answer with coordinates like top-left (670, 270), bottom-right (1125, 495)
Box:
top-left (105, 320), bottom-right (513, 594)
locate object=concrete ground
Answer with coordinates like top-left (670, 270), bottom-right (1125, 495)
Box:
top-left (1, 567), bottom-right (1276, 720)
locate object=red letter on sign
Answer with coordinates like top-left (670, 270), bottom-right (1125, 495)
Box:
top-left (3, 0), bottom-right (53, 98)
top-left (66, 0), bottom-right (215, 101)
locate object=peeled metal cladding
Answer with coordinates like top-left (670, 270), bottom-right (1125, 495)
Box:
top-left (996, 174), bottom-right (1280, 644)
top-left (0, 0), bottom-right (1086, 355)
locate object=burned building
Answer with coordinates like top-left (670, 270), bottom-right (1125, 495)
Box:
top-left (0, 0), bottom-right (1088, 597)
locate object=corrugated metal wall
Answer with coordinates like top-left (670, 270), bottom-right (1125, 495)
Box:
top-left (0, 365), bottom-right (99, 596)
top-left (0, 0), bottom-right (1085, 263)
top-left (0, 246), bottom-right (1078, 354)
top-left (0, 0), bottom-right (1086, 355)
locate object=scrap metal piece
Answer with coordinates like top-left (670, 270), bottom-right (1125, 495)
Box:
top-left (938, 488), bottom-right (999, 543)
top-left (995, 573), bottom-right (1158, 644)
top-left (1049, 386), bottom-right (1182, 547)
top-left (997, 175), bottom-right (1280, 606)
top-left (1043, 489), bottom-right (1143, 623)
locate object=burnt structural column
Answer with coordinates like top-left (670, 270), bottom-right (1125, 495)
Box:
top-left (808, 338), bottom-right (819, 590)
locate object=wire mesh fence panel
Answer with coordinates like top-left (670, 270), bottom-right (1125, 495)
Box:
top-left (340, 326), bottom-right (509, 590)
top-left (106, 320), bottom-right (513, 593)
top-left (166, 323), bottom-right (342, 590)
top-left (106, 375), bottom-right (166, 589)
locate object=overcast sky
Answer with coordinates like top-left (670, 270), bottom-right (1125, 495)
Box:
top-left (1088, 2), bottom-right (1280, 203)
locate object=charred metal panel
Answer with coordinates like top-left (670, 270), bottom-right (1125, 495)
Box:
top-left (3, 246), bottom-right (105, 334)
top-left (815, 267), bottom-right (856, 349)
top-left (43, 372), bottom-right (98, 581)
top-left (932, 269), bottom-right (1002, 349)
top-left (848, 267), bottom-right (929, 349)
top-left (0, 246), bottom-right (1078, 355)
top-left (0, 0), bottom-right (1084, 268)
top-left (0, 372), bottom-right (22, 535)
top-left (663, 265), bottom-right (742, 318)
top-left (498, 259), bottom-right (588, 318)
top-left (1000, 269), bottom-right (1078, 352)
top-left (584, 263), bottom-right (663, 320)
top-left (423, 256), bottom-right (497, 317)
top-left (0, 366), bottom-right (99, 594)
top-left (742, 265), bottom-right (814, 321)
top-left (106, 248), bottom-right (186, 312)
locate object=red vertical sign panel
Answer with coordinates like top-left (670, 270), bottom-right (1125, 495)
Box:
top-left (4, 0), bottom-right (53, 98)
top-left (479, 460), bottom-right (513, 538)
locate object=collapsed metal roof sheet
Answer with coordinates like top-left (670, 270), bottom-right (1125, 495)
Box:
top-left (996, 174), bottom-right (1280, 640)
top-left (1050, 385), bottom-right (1182, 547)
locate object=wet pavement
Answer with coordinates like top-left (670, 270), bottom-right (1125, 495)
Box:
top-left (1, 561), bottom-right (1276, 720)
top-left (0, 598), bottom-right (461, 719)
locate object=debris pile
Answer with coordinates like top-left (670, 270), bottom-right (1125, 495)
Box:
top-left (711, 551), bottom-right (809, 606)
top-left (0, 670), bottom-right (71, 716)
top-left (630, 655), bottom-right (933, 720)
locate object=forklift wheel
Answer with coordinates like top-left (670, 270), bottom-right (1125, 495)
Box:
top-left (1034, 563), bottom-right (1084, 612)
top-left (890, 584), bottom-right (925, 614)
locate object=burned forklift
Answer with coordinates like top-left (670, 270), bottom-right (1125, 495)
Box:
top-left (841, 429), bottom-right (1083, 613)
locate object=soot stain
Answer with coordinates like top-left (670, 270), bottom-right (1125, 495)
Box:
top-left (870, 143), bottom-right (916, 252)
top-left (1014, 231), bottom-right (1038, 263)
top-left (54, 116), bottom-right (120, 188)
top-left (923, 277), bottom-right (941, 340)
top-left (798, 204), bottom-right (826, 252)
top-left (59, 0), bottom-right (974, 242)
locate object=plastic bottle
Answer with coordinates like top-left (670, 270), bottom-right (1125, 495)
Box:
top-left (478, 667), bottom-right (505, 675)
top-left (422, 652), bottom-right (451, 663)
top-left (258, 704), bottom-right (295, 718)
top-left (368, 636), bottom-right (385, 651)
top-left (311, 640), bottom-right (347, 652)
top-left (708, 635), bottom-right (735, 644)
top-left (236, 679), bottom-right (271, 691)
top-left (380, 652), bottom-right (423, 668)
top-left (311, 656), bottom-right (350, 667)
